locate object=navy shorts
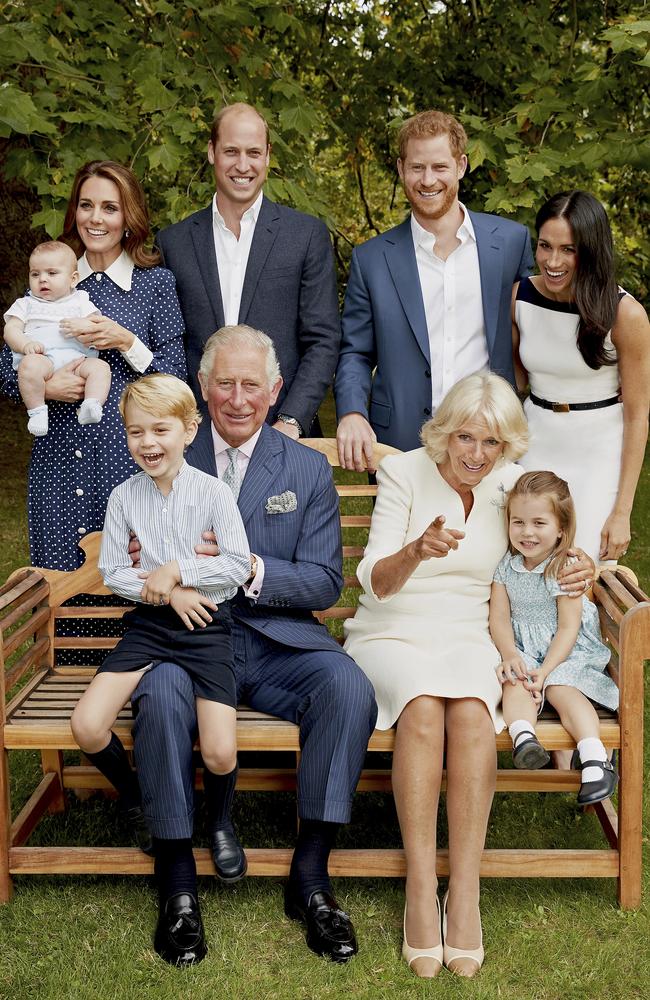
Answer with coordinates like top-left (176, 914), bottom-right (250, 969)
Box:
top-left (98, 602), bottom-right (235, 707)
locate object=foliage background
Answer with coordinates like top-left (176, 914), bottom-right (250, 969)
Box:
top-left (1, 0), bottom-right (649, 304)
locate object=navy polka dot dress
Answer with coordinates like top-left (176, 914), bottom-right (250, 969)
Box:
top-left (0, 264), bottom-right (187, 570)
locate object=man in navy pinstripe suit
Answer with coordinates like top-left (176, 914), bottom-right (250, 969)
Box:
top-left (131, 325), bottom-right (377, 967)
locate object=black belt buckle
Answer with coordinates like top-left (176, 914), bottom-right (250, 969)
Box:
top-left (551, 401), bottom-right (571, 413)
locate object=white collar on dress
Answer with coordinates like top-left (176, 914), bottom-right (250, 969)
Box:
top-left (77, 250), bottom-right (134, 291)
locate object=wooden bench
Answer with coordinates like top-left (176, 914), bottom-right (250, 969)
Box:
top-left (1, 439), bottom-right (649, 908)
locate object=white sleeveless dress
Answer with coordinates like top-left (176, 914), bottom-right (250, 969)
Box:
top-left (516, 277), bottom-right (623, 562)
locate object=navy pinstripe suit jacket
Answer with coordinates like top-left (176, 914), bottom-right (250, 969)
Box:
top-left (186, 421), bottom-right (344, 652)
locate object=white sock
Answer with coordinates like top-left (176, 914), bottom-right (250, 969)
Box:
top-left (78, 398), bottom-right (103, 425)
top-left (509, 719), bottom-right (536, 748)
top-left (27, 405), bottom-right (48, 436)
top-left (577, 737), bottom-right (608, 784)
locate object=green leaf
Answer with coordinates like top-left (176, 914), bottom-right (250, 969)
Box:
top-left (278, 103), bottom-right (317, 136)
top-left (147, 142), bottom-right (182, 174)
top-left (31, 206), bottom-right (66, 238)
top-left (0, 84), bottom-right (56, 135)
top-left (136, 78), bottom-right (176, 113)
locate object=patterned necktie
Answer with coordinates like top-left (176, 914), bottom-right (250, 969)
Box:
top-left (222, 447), bottom-right (241, 500)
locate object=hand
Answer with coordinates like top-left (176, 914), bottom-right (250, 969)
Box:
top-left (194, 529), bottom-right (220, 558)
top-left (23, 342), bottom-right (45, 355)
top-left (61, 314), bottom-right (135, 352)
top-left (336, 413), bottom-right (378, 472)
top-left (523, 668), bottom-right (546, 697)
top-left (128, 533), bottom-right (141, 568)
top-left (139, 561), bottom-right (181, 604)
top-left (169, 586), bottom-right (218, 630)
top-left (43, 359), bottom-right (86, 402)
top-left (495, 655), bottom-right (528, 686)
top-left (272, 419), bottom-right (300, 441)
top-left (599, 511), bottom-right (631, 562)
top-left (557, 548), bottom-right (594, 597)
top-left (410, 515), bottom-right (465, 561)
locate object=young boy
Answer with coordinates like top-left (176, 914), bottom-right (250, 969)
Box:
top-left (70, 373), bottom-right (251, 879)
top-left (3, 240), bottom-right (111, 436)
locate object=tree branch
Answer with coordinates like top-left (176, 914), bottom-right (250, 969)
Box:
top-left (354, 153), bottom-right (380, 234)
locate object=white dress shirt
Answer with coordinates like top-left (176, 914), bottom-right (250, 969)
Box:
top-left (77, 251), bottom-right (154, 373)
top-left (212, 191), bottom-right (263, 325)
top-left (99, 461), bottom-right (251, 603)
top-left (411, 205), bottom-right (488, 411)
top-left (210, 424), bottom-right (265, 599)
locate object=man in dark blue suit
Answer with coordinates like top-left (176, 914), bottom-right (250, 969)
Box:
top-left (156, 102), bottom-right (340, 438)
top-left (132, 325), bottom-right (377, 967)
top-left (335, 109), bottom-right (533, 468)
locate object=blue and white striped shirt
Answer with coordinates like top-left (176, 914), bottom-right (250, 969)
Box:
top-left (99, 461), bottom-right (251, 603)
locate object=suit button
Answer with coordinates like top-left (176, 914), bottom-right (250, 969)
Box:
top-left (423, 407), bottom-right (431, 415)
top-left (425, 370), bottom-right (431, 378)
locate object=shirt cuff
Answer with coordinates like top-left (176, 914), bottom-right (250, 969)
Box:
top-left (242, 553), bottom-right (265, 601)
top-left (177, 559), bottom-right (200, 589)
top-left (122, 335), bottom-right (153, 373)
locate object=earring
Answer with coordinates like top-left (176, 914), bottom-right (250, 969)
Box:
top-left (124, 229), bottom-right (131, 238)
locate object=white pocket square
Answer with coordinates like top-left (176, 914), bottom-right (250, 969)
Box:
top-left (265, 490), bottom-right (297, 514)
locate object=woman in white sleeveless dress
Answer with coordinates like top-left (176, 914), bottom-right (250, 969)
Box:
top-left (512, 191), bottom-right (650, 563)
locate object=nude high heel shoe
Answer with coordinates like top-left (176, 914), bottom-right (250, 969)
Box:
top-left (402, 895), bottom-right (443, 977)
top-left (442, 891), bottom-right (484, 977)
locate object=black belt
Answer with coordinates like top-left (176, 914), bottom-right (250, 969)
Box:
top-left (529, 391), bottom-right (620, 413)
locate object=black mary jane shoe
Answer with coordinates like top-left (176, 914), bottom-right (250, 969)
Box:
top-left (512, 734), bottom-right (550, 770)
top-left (210, 828), bottom-right (248, 883)
top-left (284, 884), bottom-right (358, 963)
top-left (123, 805), bottom-right (154, 856)
top-left (154, 892), bottom-right (207, 967)
top-left (576, 757), bottom-right (619, 806)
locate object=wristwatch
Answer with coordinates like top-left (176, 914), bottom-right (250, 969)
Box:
top-left (277, 413), bottom-right (303, 436)
top-left (247, 554), bottom-right (258, 583)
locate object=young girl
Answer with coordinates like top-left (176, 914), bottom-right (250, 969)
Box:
top-left (489, 470), bottom-right (619, 805)
top-left (70, 373), bottom-right (252, 874)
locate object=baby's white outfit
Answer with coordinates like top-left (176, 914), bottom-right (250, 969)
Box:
top-left (5, 289), bottom-right (99, 370)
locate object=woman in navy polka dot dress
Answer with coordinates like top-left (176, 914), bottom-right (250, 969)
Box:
top-left (1, 161), bottom-right (187, 570)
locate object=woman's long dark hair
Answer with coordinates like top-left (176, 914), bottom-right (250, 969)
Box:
top-left (536, 191), bottom-right (618, 369)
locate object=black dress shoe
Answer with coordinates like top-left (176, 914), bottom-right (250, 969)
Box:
top-left (123, 805), bottom-right (154, 856)
top-left (210, 828), bottom-right (247, 883)
top-left (154, 892), bottom-right (207, 967)
top-left (512, 734), bottom-right (550, 770)
top-left (576, 757), bottom-right (618, 805)
top-left (284, 884), bottom-right (358, 963)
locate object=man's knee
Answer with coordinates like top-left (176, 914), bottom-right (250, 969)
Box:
top-left (131, 661), bottom-right (197, 732)
top-left (317, 655), bottom-right (377, 723)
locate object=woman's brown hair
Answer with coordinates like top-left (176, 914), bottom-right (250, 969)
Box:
top-left (61, 161), bottom-right (160, 268)
top-left (505, 470), bottom-right (576, 581)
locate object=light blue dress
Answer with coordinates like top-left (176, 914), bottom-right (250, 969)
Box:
top-left (493, 551), bottom-right (619, 711)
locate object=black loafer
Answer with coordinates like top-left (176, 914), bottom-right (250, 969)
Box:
top-left (124, 805), bottom-right (154, 856)
top-left (284, 885), bottom-right (358, 963)
top-left (154, 892), bottom-right (207, 967)
top-left (576, 758), bottom-right (618, 806)
top-left (210, 828), bottom-right (247, 883)
top-left (512, 734), bottom-right (550, 770)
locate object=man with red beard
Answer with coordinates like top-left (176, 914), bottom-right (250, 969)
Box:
top-left (334, 109), bottom-right (533, 469)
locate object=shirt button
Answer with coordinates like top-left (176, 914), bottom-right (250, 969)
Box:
top-left (78, 527), bottom-right (86, 534)
top-left (76, 488), bottom-right (84, 496)
top-left (95, 273), bottom-right (102, 282)
top-left (75, 450), bottom-right (82, 458)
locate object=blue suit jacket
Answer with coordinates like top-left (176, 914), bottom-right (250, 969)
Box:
top-left (156, 196), bottom-right (341, 433)
top-left (185, 421), bottom-right (343, 652)
top-left (334, 212), bottom-right (534, 451)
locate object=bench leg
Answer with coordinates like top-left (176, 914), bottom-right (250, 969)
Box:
top-left (40, 750), bottom-right (66, 814)
top-left (0, 748), bottom-right (13, 902)
top-left (617, 739), bottom-right (643, 910)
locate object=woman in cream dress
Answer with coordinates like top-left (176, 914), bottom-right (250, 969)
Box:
top-left (344, 373), bottom-right (590, 980)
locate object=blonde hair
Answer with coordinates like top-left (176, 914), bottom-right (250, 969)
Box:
top-left (420, 372), bottom-right (528, 463)
top-left (505, 471), bottom-right (576, 580)
top-left (119, 374), bottom-right (201, 427)
top-left (30, 241), bottom-right (77, 270)
top-left (199, 324), bottom-right (281, 387)
top-left (398, 109), bottom-right (467, 161)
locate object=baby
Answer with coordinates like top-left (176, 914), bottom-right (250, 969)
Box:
top-left (3, 240), bottom-right (111, 436)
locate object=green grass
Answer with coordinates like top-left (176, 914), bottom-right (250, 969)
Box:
top-left (1, 394), bottom-right (649, 1000)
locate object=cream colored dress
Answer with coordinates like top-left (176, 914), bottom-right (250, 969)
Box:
top-left (344, 450), bottom-right (522, 731)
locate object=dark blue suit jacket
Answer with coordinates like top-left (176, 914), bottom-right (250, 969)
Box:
top-left (334, 212), bottom-right (534, 451)
top-left (157, 196), bottom-right (341, 433)
top-left (186, 421), bottom-right (343, 652)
